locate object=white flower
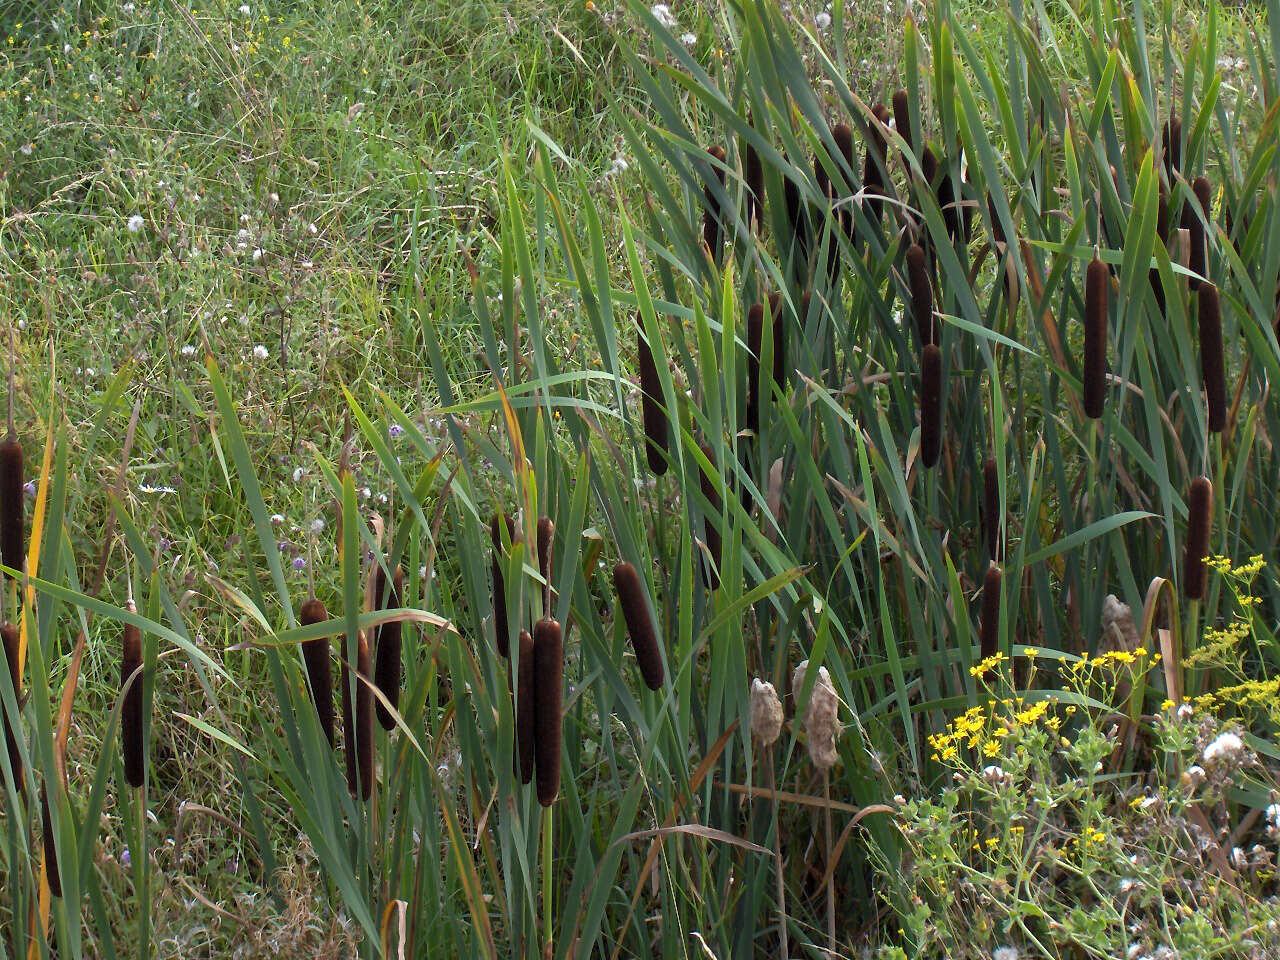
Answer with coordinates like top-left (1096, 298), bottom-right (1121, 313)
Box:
top-left (126, 214), bottom-right (145, 233)
top-left (19, 144), bottom-right (32, 156)
top-left (610, 155), bottom-right (629, 175)
top-left (679, 32), bottom-right (697, 46)
top-left (1265, 803), bottom-right (1280, 827)
top-left (650, 3), bottom-right (676, 28)
top-left (993, 948), bottom-right (1018, 960)
top-left (1127, 944), bottom-right (1143, 960)
top-left (238, 4), bottom-right (250, 13)
top-left (1231, 846), bottom-right (1248, 870)
top-left (1119, 877), bottom-right (1138, 894)
top-left (815, 11), bottom-right (832, 29)
top-left (308, 222), bottom-right (318, 235)
top-left (309, 518), bottom-right (325, 535)
top-left (1182, 764), bottom-right (1206, 788)
top-left (123, 3), bottom-right (135, 12)
top-left (252, 247), bottom-right (264, 261)
top-left (252, 344), bottom-right (269, 360)
top-left (269, 513), bottom-right (284, 526)
top-left (292, 467), bottom-right (306, 483)
top-left (1177, 702), bottom-right (1193, 719)
top-left (1202, 731), bottom-right (1244, 765)
top-left (180, 344), bottom-right (196, 357)
top-left (1139, 795), bottom-right (1160, 811)
top-left (982, 765), bottom-right (1010, 787)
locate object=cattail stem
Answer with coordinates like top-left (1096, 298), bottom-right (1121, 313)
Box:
top-left (1, 620), bottom-right (20, 793)
top-left (41, 781), bottom-right (61, 898)
top-left (515, 629), bottom-right (535, 785)
top-left (541, 804), bottom-right (554, 953)
top-left (765, 749), bottom-right (788, 960)
top-left (824, 770), bottom-right (835, 957)
top-left (537, 516), bottom-right (554, 617)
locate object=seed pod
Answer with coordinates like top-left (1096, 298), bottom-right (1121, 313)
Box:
top-left (514, 629), bottom-right (535, 785)
top-left (1, 622), bottom-right (21, 792)
top-left (769, 292), bottom-right (787, 388)
top-left (613, 561), bottom-right (664, 691)
top-left (41, 782), bottom-right (61, 898)
top-left (532, 618), bottom-right (563, 807)
top-left (1198, 283), bottom-right (1227, 434)
top-left (892, 88), bottom-right (912, 158)
top-left (342, 631), bottom-right (374, 800)
top-left (121, 616), bottom-right (144, 789)
top-left (1186, 175), bottom-right (1212, 290)
top-left (979, 564), bottom-right (1002, 672)
top-left (703, 145), bottom-right (727, 264)
top-left (746, 302), bottom-right (765, 435)
top-left (921, 146), bottom-right (939, 187)
top-left (920, 344), bottom-right (943, 469)
top-left (537, 516), bottom-right (555, 614)
top-left (299, 597), bottom-right (334, 746)
top-left (1162, 116), bottom-right (1182, 181)
top-left (864, 104), bottom-right (891, 224)
top-left (699, 443), bottom-right (723, 589)
top-left (490, 512), bottom-right (515, 658)
top-left (937, 158), bottom-right (963, 242)
top-left (791, 660), bottom-right (840, 770)
top-left (1083, 255), bottom-right (1110, 419)
top-left (749, 678), bottom-right (784, 747)
top-left (987, 193), bottom-right (1006, 246)
top-left (636, 313), bottom-right (669, 476)
top-left (783, 166), bottom-right (810, 267)
top-left (1151, 184), bottom-right (1170, 315)
top-left (906, 244), bottom-right (935, 346)
top-left (0, 432), bottom-right (23, 579)
top-left (832, 122), bottom-right (856, 238)
top-left (1184, 476), bottom-right (1213, 601)
top-left (372, 564), bottom-right (405, 731)
top-left (983, 457), bottom-right (1002, 562)
top-left (742, 126), bottom-right (764, 233)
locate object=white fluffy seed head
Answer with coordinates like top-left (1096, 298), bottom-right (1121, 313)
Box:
top-left (749, 678), bottom-right (784, 747)
top-left (792, 660), bottom-right (841, 770)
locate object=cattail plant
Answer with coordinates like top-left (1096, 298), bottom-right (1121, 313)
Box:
top-left (906, 244), bottom-right (935, 346)
top-left (1151, 183), bottom-right (1170, 313)
top-left (920, 343), bottom-right (943, 469)
top-left (1, 621), bottom-right (21, 792)
top-left (299, 597), bottom-right (334, 746)
top-left (987, 193), bottom-right (1006, 246)
top-left (612, 561), bottom-right (664, 690)
top-left (782, 163), bottom-right (810, 271)
top-left (699, 442), bottom-right (723, 589)
top-left (983, 457), bottom-right (1002, 562)
top-left (703, 145), bottom-right (727, 265)
top-left (792, 659), bottom-right (840, 953)
top-left (514, 629), bottom-right (535, 785)
top-left (1162, 115), bottom-right (1182, 181)
top-left (636, 312), bottom-right (670, 476)
top-left (1083, 252), bottom-right (1110, 419)
top-left (831, 122), bottom-right (856, 243)
top-left (864, 103), bottom-right (891, 225)
top-left (1185, 175), bottom-right (1212, 290)
top-left (768, 292), bottom-right (787, 388)
top-left (537, 515), bottom-right (554, 616)
top-left (1184, 476), bottom-right (1213, 601)
top-left (936, 156), bottom-right (969, 244)
top-left (742, 124), bottom-right (764, 233)
top-left (491, 512), bottom-right (516, 658)
top-left (41, 781), bottom-right (61, 898)
top-left (746, 302), bottom-right (764, 435)
top-left (749, 677), bottom-right (787, 959)
top-left (372, 563), bottom-right (405, 731)
top-left (0, 428), bottom-right (23, 579)
top-left (532, 617), bottom-right (563, 807)
top-left (979, 563), bottom-right (1002, 671)
top-left (1198, 282), bottom-right (1227, 434)
top-left (121, 609), bottom-right (144, 789)
top-left (342, 630), bottom-right (374, 800)
top-left (892, 88), bottom-right (912, 159)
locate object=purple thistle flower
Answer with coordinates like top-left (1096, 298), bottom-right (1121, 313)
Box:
top-left (292, 556), bottom-right (307, 571)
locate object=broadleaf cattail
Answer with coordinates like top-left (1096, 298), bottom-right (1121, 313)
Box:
top-left (703, 145), bottom-right (727, 265)
top-left (41, 782), bottom-right (61, 898)
top-left (892, 88), bottom-right (912, 159)
top-left (490, 512), bottom-right (515, 658)
top-left (1162, 115), bottom-right (1182, 181)
top-left (299, 598), bottom-right (334, 746)
top-left (636, 313), bottom-right (669, 476)
top-left (742, 127), bottom-right (764, 233)
top-left (1084, 254), bottom-right (1110, 419)
top-left (769, 292), bottom-right (787, 388)
top-left (746, 302), bottom-right (764, 435)
top-left (372, 564), bottom-right (405, 731)
top-left (1184, 476), bottom-right (1213, 601)
top-left (783, 166), bottom-right (810, 269)
top-left (987, 193), bottom-right (1006, 246)
top-left (699, 442), bottom-right (723, 589)
top-left (832, 122), bottom-right (856, 241)
top-left (342, 631), bottom-right (374, 800)
top-left (937, 158), bottom-right (963, 242)
top-left (906, 244), bottom-right (935, 346)
top-left (1, 622), bottom-right (21, 792)
top-left (920, 343), bottom-right (943, 469)
top-left (537, 516), bottom-right (554, 615)
top-left (921, 146), bottom-right (939, 188)
top-left (1151, 183), bottom-right (1170, 314)
top-left (983, 457), bottom-right (1002, 562)
top-left (864, 104), bottom-right (891, 224)
top-left (749, 678), bottom-right (783, 746)
top-left (979, 563), bottom-right (1002, 673)
top-left (1186, 175), bottom-right (1212, 290)
top-left (532, 618), bottom-right (563, 807)
top-left (0, 431), bottom-right (23, 579)
top-left (514, 629), bottom-right (535, 785)
top-left (613, 561), bottom-right (664, 690)
top-left (1198, 283), bottom-right (1227, 434)
top-left (121, 614), bottom-right (144, 788)
top-left (791, 660), bottom-right (840, 770)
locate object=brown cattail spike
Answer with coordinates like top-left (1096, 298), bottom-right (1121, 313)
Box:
top-left (746, 303), bottom-right (765, 435)
top-left (372, 564), bottom-right (405, 731)
top-left (864, 104), bottom-right (891, 224)
top-left (703, 145), bottom-right (728, 265)
top-left (121, 614), bottom-right (144, 788)
top-left (1187, 176), bottom-right (1212, 290)
top-left (342, 631), bottom-right (374, 800)
top-left (299, 598), bottom-right (334, 746)
top-left (0, 431), bottom-right (23, 579)
top-left (41, 782), bottom-right (61, 898)
top-left (1083, 254), bottom-right (1110, 419)
top-left (490, 512), bottom-right (515, 658)
top-left (1184, 476), bottom-right (1213, 601)
top-left (636, 313), bottom-right (670, 476)
top-left (979, 564), bottom-right (1003, 673)
top-left (1, 621), bottom-right (21, 792)
top-left (783, 166), bottom-right (809, 268)
top-left (831, 123), bottom-right (855, 223)
top-left (906, 244), bottom-right (935, 346)
top-left (1198, 283), bottom-right (1227, 434)
top-left (769, 292), bottom-right (787, 388)
top-left (532, 618), bottom-right (563, 807)
top-left (920, 344), bottom-right (943, 469)
top-left (1162, 116), bottom-right (1182, 182)
top-left (892, 89), bottom-right (912, 158)
top-left (613, 561), bottom-right (664, 691)
top-left (514, 629), bottom-right (535, 785)
top-left (742, 127), bottom-right (764, 233)
top-left (537, 516), bottom-right (554, 615)
top-left (983, 457), bottom-right (1002, 562)
top-left (699, 443), bottom-right (723, 588)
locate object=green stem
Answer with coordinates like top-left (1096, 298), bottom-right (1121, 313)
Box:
top-left (541, 804), bottom-right (553, 954)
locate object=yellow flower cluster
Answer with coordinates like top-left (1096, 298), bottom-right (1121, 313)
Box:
top-left (928, 694), bottom-right (1063, 765)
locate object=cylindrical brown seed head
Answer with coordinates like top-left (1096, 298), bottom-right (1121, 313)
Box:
top-left (937, 158), bottom-right (963, 242)
top-left (1, 622), bottom-right (20, 792)
top-left (1187, 175), bottom-right (1212, 290)
top-left (769, 293), bottom-right (787, 388)
top-left (490, 512), bottom-right (515, 658)
top-left (983, 457), bottom-right (1002, 562)
top-left (342, 631), bottom-right (374, 800)
top-left (537, 516), bottom-right (554, 611)
top-left (514, 629), bottom-right (535, 785)
top-left (1184, 476), bottom-right (1213, 601)
top-left (921, 146), bottom-right (939, 187)
top-left (831, 124), bottom-right (854, 190)
top-left (613, 561), bottom-right (664, 691)
top-left (746, 303), bottom-right (764, 435)
top-left (0, 434), bottom-right (23, 579)
top-left (636, 313), bottom-right (670, 476)
top-left (906, 244), bottom-right (935, 347)
top-left (979, 564), bottom-right (1002, 671)
top-left (1156, 182), bottom-right (1171, 243)
top-left (1084, 255), bottom-right (1110, 419)
top-left (742, 129), bottom-right (764, 233)
top-left (892, 89), bottom-right (912, 157)
top-left (121, 618), bottom-right (144, 788)
top-left (299, 598), bottom-right (334, 746)
top-left (41, 782), bottom-right (61, 898)
top-left (987, 193), bottom-right (1006, 246)
top-left (703, 145), bottom-right (727, 262)
top-left (1198, 283), bottom-right (1227, 434)
top-left (372, 564), bottom-right (404, 731)
top-left (865, 104), bottom-right (891, 223)
top-left (920, 344), bottom-right (943, 469)
top-left (1162, 116), bottom-right (1182, 181)
top-left (532, 618), bottom-right (563, 807)
top-left (783, 169), bottom-right (809, 265)
top-left (699, 443), bottom-right (723, 589)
